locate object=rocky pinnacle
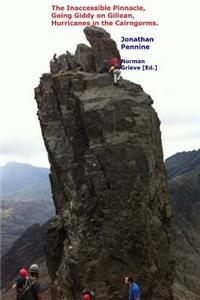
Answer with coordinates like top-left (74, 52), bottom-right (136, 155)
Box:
top-left (35, 27), bottom-right (173, 300)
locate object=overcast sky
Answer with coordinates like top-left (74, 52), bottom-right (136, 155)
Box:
top-left (1, 0), bottom-right (200, 167)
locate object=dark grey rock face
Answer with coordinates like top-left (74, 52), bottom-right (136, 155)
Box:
top-left (74, 44), bottom-right (95, 73)
top-left (84, 26), bottom-right (121, 73)
top-left (35, 27), bottom-right (173, 300)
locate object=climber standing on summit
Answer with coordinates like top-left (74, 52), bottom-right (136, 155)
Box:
top-left (125, 276), bottom-right (141, 300)
top-left (109, 56), bottom-right (121, 86)
top-left (53, 53), bottom-right (57, 63)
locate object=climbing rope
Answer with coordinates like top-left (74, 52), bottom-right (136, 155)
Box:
top-left (111, 80), bottom-right (117, 135)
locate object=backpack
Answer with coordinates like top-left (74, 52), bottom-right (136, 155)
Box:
top-left (18, 278), bottom-right (37, 300)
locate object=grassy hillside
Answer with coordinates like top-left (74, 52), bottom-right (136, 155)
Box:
top-left (2, 181), bottom-right (52, 202)
top-left (1, 199), bottom-right (54, 255)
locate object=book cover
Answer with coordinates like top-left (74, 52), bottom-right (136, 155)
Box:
top-left (1, 0), bottom-right (200, 299)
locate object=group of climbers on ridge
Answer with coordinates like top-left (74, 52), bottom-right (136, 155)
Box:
top-left (52, 53), bottom-right (122, 85)
top-left (12, 266), bottom-right (141, 300)
top-left (12, 264), bottom-right (43, 300)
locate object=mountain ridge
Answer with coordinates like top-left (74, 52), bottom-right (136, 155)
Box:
top-left (0, 162), bottom-right (54, 255)
top-left (166, 149), bottom-right (200, 299)
top-left (0, 162), bottom-right (50, 195)
top-left (165, 149), bottom-right (200, 179)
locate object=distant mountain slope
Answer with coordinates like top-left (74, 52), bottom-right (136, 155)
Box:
top-left (1, 199), bottom-right (54, 255)
top-left (0, 162), bottom-right (54, 255)
top-left (166, 150), bottom-right (200, 299)
top-left (2, 180), bottom-right (51, 202)
top-left (0, 162), bottom-right (54, 299)
top-left (1, 220), bottom-right (52, 300)
top-left (0, 162), bottom-right (50, 195)
top-left (165, 149), bottom-right (200, 179)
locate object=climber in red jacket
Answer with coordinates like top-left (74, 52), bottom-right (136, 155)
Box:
top-left (109, 56), bottom-right (121, 85)
top-left (110, 57), bottom-right (120, 67)
top-left (83, 289), bottom-right (91, 300)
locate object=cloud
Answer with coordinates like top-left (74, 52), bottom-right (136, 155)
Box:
top-left (162, 122), bottom-right (200, 140)
top-left (2, 136), bottom-right (45, 158)
top-left (0, 135), bottom-right (49, 167)
top-left (161, 122), bottom-right (200, 159)
top-left (161, 113), bottom-right (200, 127)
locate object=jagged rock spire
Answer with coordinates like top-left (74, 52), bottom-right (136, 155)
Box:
top-left (35, 27), bottom-right (173, 300)
top-left (50, 26), bottom-right (121, 74)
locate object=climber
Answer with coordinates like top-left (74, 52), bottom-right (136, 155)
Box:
top-left (110, 57), bottom-right (120, 67)
top-left (83, 288), bottom-right (96, 300)
top-left (109, 56), bottom-right (121, 85)
top-left (53, 53), bottom-right (58, 63)
top-left (17, 264), bottom-right (43, 300)
top-left (125, 276), bottom-right (141, 300)
top-left (12, 268), bottom-right (28, 300)
top-left (83, 289), bottom-right (91, 300)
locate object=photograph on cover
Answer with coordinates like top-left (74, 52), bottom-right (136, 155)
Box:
top-left (1, 0), bottom-right (200, 299)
